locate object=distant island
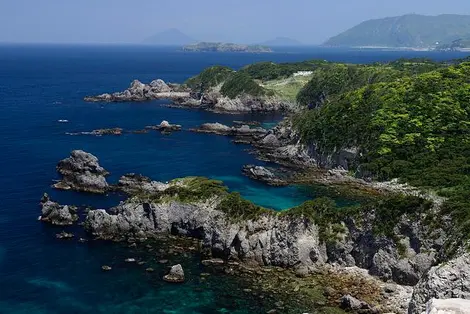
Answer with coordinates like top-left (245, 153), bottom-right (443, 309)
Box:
top-left (258, 37), bottom-right (303, 47)
top-left (142, 28), bottom-right (195, 46)
top-left (183, 42), bottom-right (272, 53)
top-left (324, 14), bottom-right (470, 49)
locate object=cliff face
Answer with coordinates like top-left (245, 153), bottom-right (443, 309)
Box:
top-left (408, 253), bottom-right (470, 313)
top-left (86, 200), bottom-right (327, 267)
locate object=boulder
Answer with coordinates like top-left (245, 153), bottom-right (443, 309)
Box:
top-left (340, 294), bottom-right (371, 311)
top-left (39, 194), bottom-right (78, 225)
top-left (54, 150), bottom-right (109, 194)
top-left (163, 264), bottom-right (185, 283)
top-left (149, 79), bottom-right (171, 93)
top-left (425, 298), bottom-right (470, 314)
top-left (408, 253), bottom-right (470, 313)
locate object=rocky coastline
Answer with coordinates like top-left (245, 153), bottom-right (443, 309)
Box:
top-left (84, 79), bottom-right (190, 103)
top-left (84, 78), bottom-right (296, 113)
top-left (38, 150), bottom-right (470, 313)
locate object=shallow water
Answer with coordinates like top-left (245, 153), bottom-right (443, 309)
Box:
top-left (0, 44), bottom-right (467, 313)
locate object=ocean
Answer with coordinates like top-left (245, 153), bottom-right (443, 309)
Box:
top-left (0, 44), bottom-right (467, 314)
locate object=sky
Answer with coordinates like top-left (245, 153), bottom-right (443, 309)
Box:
top-left (1, 0), bottom-right (470, 44)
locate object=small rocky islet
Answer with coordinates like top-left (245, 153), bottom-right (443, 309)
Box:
top-left (42, 58), bottom-right (470, 313)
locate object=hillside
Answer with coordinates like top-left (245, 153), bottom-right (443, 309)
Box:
top-left (324, 14), bottom-right (470, 48)
top-left (292, 59), bottom-right (470, 245)
top-left (143, 28), bottom-right (195, 45)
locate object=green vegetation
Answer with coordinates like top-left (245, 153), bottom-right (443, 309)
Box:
top-left (296, 59), bottom-right (443, 107)
top-left (293, 61), bottom-right (470, 243)
top-left (220, 72), bottom-right (268, 99)
top-left (216, 192), bottom-right (272, 221)
top-left (240, 60), bottom-right (327, 81)
top-left (185, 66), bottom-right (234, 91)
top-left (325, 14), bottom-right (470, 48)
top-left (144, 177), bottom-right (228, 203)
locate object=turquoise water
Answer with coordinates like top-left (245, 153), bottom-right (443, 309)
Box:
top-left (0, 44), bottom-right (467, 313)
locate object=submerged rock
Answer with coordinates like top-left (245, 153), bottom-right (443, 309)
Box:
top-left (54, 150), bottom-right (109, 194)
top-left (163, 264), bottom-right (185, 283)
top-left (39, 193), bottom-right (78, 226)
top-left (56, 231), bottom-right (74, 239)
top-left (67, 128), bottom-right (123, 136)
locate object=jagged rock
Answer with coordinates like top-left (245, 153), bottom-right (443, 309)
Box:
top-left (191, 123), bottom-right (267, 140)
top-left (67, 128), bottom-right (123, 136)
top-left (56, 231), bottom-right (74, 239)
top-left (260, 133), bottom-right (280, 147)
top-left (340, 294), bottom-right (371, 310)
top-left (85, 199), bottom-right (327, 267)
top-left (117, 174), bottom-right (169, 195)
top-left (39, 194), bottom-right (78, 226)
top-left (54, 150), bottom-right (109, 194)
top-left (149, 79), bottom-right (171, 93)
top-left (145, 120), bottom-right (182, 133)
top-left (242, 165), bottom-right (287, 186)
top-left (163, 264), bottom-right (185, 283)
top-left (84, 79), bottom-right (190, 102)
top-left (408, 253), bottom-right (470, 313)
top-left (425, 299), bottom-right (470, 314)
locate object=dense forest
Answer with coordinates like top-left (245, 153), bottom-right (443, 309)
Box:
top-left (186, 57), bottom-right (470, 243)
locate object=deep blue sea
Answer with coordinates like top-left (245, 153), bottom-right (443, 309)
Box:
top-left (0, 44), bottom-right (467, 314)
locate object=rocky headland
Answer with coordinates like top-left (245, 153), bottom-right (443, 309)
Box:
top-left (40, 150), bottom-right (470, 313)
top-left (84, 79), bottom-right (190, 103)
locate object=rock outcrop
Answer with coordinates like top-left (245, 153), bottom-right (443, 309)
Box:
top-left (242, 165), bottom-right (289, 186)
top-left (66, 128), bottom-right (123, 136)
top-left (39, 193), bottom-right (78, 225)
top-left (84, 79), bottom-right (190, 102)
top-left (54, 150), bottom-right (109, 194)
top-left (85, 199), bottom-right (327, 267)
top-left (408, 253), bottom-right (470, 313)
top-left (116, 174), bottom-right (169, 195)
top-left (163, 264), bottom-right (185, 283)
top-left (83, 173), bottom-right (441, 287)
top-left (173, 90), bottom-right (295, 113)
top-left (424, 299), bottom-right (470, 314)
top-left (145, 120), bottom-right (182, 134)
top-left (191, 123), bottom-right (267, 141)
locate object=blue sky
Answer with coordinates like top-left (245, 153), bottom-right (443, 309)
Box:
top-left (1, 0), bottom-right (470, 44)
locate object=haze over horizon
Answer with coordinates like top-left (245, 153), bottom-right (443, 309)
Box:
top-left (1, 0), bottom-right (470, 45)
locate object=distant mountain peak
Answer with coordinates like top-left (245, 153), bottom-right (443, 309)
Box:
top-left (324, 13), bottom-right (470, 48)
top-left (143, 28), bottom-right (195, 46)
